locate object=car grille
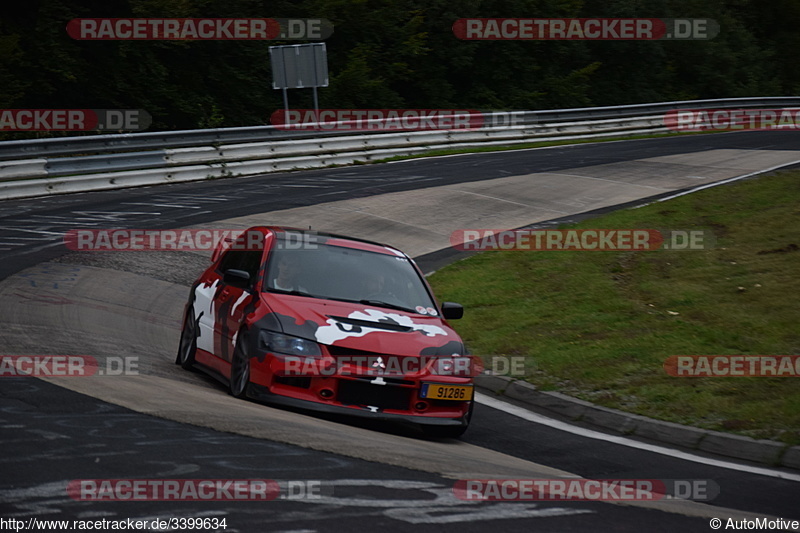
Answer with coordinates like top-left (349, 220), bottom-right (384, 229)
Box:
top-left (325, 345), bottom-right (420, 381)
top-left (337, 378), bottom-right (412, 411)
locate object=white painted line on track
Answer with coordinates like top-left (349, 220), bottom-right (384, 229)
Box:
top-left (122, 202), bottom-right (202, 208)
top-left (552, 172), bottom-right (667, 190)
top-left (475, 392), bottom-right (800, 483)
top-left (636, 159), bottom-right (800, 207)
top-left (454, 189), bottom-right (570, 212)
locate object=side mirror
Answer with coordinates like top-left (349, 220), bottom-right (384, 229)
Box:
top-left (441, 302), bottom-right (464, 320)
top-left (223, 269), bottom-right (251, 289)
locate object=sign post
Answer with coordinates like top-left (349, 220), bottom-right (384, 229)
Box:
top-left (269, 43), bottom-right (329, 125)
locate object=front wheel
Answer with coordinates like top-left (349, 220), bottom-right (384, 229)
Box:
top-left (176, 307), bottom-right (197, 370)
top-left (230, 330), bottom-right (251, 399)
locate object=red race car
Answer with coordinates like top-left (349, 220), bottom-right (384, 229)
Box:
top-left (176, 226), bottom-right (474, 438)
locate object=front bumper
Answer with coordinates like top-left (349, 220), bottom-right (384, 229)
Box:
top-left (247, 383), bottom-right (470, 427)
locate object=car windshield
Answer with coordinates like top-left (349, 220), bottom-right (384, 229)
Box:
top-left (264, 241), bottom-right (436, 314)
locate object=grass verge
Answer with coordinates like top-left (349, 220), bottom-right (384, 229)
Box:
top-left (428, 169), bottom-right (800, 445)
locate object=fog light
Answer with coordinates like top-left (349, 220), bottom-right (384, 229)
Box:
top-left (319, 388), bottom-right (334, 399)
top-left (414, 401), bottom-right (429, 411)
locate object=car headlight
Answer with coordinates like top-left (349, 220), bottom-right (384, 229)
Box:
top-left (259, 331), bottom-right (322, 357)
top-left (432, 356), bottom-right (477, 377)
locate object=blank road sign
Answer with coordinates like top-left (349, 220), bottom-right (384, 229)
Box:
top-left (270, 43), bottom-right (329, 89)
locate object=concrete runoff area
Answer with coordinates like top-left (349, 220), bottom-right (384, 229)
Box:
top-left (203, 149), bottom-right (800, 257)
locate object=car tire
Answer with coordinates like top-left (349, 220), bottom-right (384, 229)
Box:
top-left (230, 330), bottom-right (251, 399)
top-left (176, 307), bottom-right (197, 370)
top-left (421, 399), bottom-right (473, 439)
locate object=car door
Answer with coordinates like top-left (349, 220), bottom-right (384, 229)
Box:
top-left (214, 248), bottom-right (263, 364)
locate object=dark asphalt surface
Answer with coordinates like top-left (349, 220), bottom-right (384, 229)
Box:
top-left (0, 379), bottom-right (729, 532)
top-left (464, 394), bottom-right (800, 519)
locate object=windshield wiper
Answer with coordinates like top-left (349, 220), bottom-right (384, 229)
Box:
top-left (268, 288), bottom-right (318, 298)
top-left (279, 293), bottom-right (422, 314)
top-left (358, 299), bottom-right (417, 314)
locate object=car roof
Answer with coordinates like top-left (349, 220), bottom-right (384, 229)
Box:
top-left (252, 226), bottom-right (407, 257)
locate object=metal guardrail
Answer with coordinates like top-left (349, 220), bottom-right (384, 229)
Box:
top-left (0, 128), bottom-right (328, 161)
top-left (46, 151), bottom-right (168, 177)
top-left (0, 97), bottom-right (798, 200)
top-left (526, 96), bottom-right (800, 121)
top-left (2, 97), bottom-right (798, 161)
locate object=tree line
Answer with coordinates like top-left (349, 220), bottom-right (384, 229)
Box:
top-left (0, 0), bottom-right (797, 136)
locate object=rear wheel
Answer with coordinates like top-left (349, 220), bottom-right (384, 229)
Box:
top-left (176, 307), bottom-right (197, 370)
top-left (230, 330), bottom-right (251, 399)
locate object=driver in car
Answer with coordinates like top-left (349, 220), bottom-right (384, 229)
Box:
top-left (272, 254), bottom-right (308, 292)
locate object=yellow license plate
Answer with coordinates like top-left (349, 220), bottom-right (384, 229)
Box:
top-left (420, 383), bottom-right (473, 401)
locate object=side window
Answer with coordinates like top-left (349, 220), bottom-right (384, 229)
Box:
top-left (218, 250), bottom-right (243, 274)
top-left (239, 251), bottom-right (262, 279)
top-left (218, 250), bottom-right (262, 286)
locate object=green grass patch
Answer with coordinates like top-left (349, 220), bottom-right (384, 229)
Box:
top-left (429, 170), bottom-right (800, 444)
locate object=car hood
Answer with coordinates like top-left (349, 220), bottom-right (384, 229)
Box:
top-left (260, 293), bottom-right (464, 356)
